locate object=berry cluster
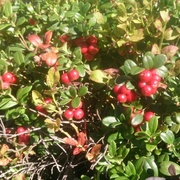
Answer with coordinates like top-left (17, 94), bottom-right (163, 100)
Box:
top-left (35, 97), bottom-right (53, 115)
top-left (63, 101), bottom-right (84, 120)
top-left (0, 72), bottom-right (17, 90)
top-left (113, 84), bottom-right (139, 103)
top-left (138, 69), bottom-right (161, 97)
top-left (61, 69), bottom-right (80, 85)
top-left (16, 126), bottom-right (30, 145)
top-left (75, 35), bottom-right (99, 61)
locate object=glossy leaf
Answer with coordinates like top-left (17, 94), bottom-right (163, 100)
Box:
top-left (144, 157), bottom-right (158, 177)
top-left (142, 55), bottom-right (154, 69)
top-left (160, 130), bottom-right (175, 144)
top-left (71, 97), bottom-right (81, 108)
top-left (109, 140), bottom-right (116, 157)
top-left (14, 51), bottom-right (25, 66)
top-left (89, 70), bottom-right (108, 83)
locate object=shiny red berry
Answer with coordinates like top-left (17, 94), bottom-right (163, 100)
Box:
top-left (73, 108), bottom-right (84, 120)
top-left (139, 69), bottom-right (152, 82)
top-left (61, 73), bottom-right (71, 85)
top-left (144, 111), bottom-right (155, 122)
top-left (68, 69), bottom-right (80, 82)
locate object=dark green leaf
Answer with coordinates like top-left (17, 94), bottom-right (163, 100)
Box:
top-left (148, 116), bottom-right (158, 134)
top-left (14, 51), bottom-right (24, 66)
top-left (122, 60), bottom-right (137, 75)
top-left (153, 54), bottom-right (167, 68)
top-left (131, 66), bottom-right (144, 75)
top-left (78, 86), bottom-right (88, 96)
top-left (80, 3), bottom-right (91, 15)
top-left (142, 55), bottom-right (154, 69)
top-left (69, 86), bottom-right (77, 98)
top-left (16, 86), bottom-right (32, 103)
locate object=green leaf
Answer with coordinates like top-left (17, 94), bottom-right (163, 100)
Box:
top-left (16, 86), bottom-right (32, 103)
top-left (94, 12), bottom-right (105, 24)
top-left (102, 116), bottom-right (118, 127)
top-left (160, 130), bottom-right (175, 144)
top-left (0, 98), bottom-right (18, 110)
top-left (78, 86), bottom-right (88, 96)
top-left (146, 143), bottom-right (157, 152)
top-left (125, 161), bottom-right (136, 176)
top-left (156, 66), bottom-right (168, 78)
top-left (109, 140), bottom-right (116, 156)
top-left (88, 17), bottom-right (97, 27)
top-left (32, 90), bottom-right (44, 106)
top-left (46, 67), bottom-right (60, 88)
top-left (142, 55), bottom-right (154, 69)
top-left (71, 97), bottom-right (81, 108)
top-left (79, 2), bottom-right (91, 15)
top-left (153, 54), bottom-right (167, 68)
top-left (76, 64), bottom-right (86, 77)
top-left (144, 157), bottom-right (158, 176)
top-left (160, 161), bottom-right (180, 176)
top-left (148, 116), bottom-right (158, 134)
top-left (16, 17), bottom-right (26, 26)
top-left (131, 114), bottom-right (143, 127)
top-left (4, 1), bottom-right (12, 17)
top-left (14, 51), bottom-right (24, 66)
top-left (89, 70), bottom-right (108, 84)
top-left (122, 60), bottom-right (137, 75)
top-left (69, 86), bottom-right (77, 98)
top-left (59, 98), bottom-right (71, 106)
top-left (0, 24), bottom-right (11, 31)
top-left (130, 66), bottom-right (144, 75)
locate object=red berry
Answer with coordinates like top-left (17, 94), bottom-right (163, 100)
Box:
top-left (75, 36), bottom-right (86, 46)
top-left (73, 108), bottom-right (84, 120)
top-left (150, 68), bottom-right (157, 75)
top-left (138, 81), bottom-right (147, 89)
top-left (44, 97), bottom-right (53, 104)
top-left (151, 74), bottom-right (161, 82)
top-left (126, 91), bottom-right (139, 102)
top-left (141, 85), bottom-right (153, 96)
top-left (63, 108), bottom-right (74, 120)
top-left (117, 93), bottom-right (127, 103)
top-left (28, 18), bottom-right (37, 25)
top-left (119, 84), bottom-right (131, 95)
top-left (68, 69), bottom-right (80, 82)
top-left (2, 72), bottom-right (17, 84)
top-left (35, 105), bottom-right (47, 114)
top-left (148, 79), bottom-right (160, 89)
top-left (83, 52), bottom-right (94, 61)
top-left (61, 73), bottom-right (71, 85)
top-left (17, 127), bottom-right (30, 145)
top-left (88, 44), bottom-right (99, 55)
top-left (144, 111), bottom-right (155, 122)
top-left (86, 35), bottom-right (98, 44)
top-left (113, 85), bottom-right (121, 94)
top-left (0, 76), bottom-right (10, 90)
top-left (80, 43), bottom-right (89, 54)
top-left (139, 69), bottom-right (152, 82)
top-left (134, 125), bottom-right (141, 132)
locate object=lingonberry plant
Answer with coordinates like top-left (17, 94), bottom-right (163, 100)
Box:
top-left (0, 0), bottom-right (180, 180)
